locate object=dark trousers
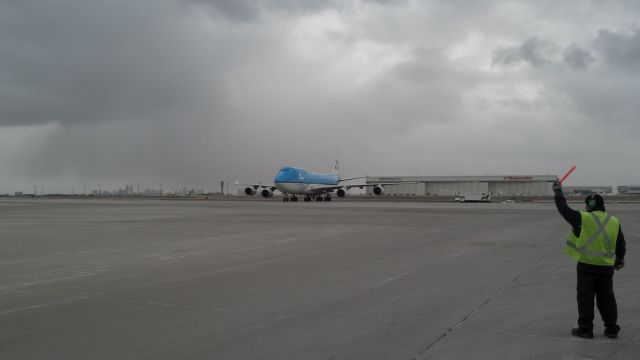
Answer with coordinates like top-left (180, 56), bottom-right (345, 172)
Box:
top-left (576, 262), bottom-right (618, 330)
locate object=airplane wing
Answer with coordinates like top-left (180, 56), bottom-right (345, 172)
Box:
top-left (235, 180), bottom-right (275, 189)
top-left (343, 182), bottom-right (416, 190)
top-left (339, 176), bottom-right (365, 182)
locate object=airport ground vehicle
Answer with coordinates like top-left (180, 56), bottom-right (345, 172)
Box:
top-left (454, 193), bottom-right (491, 203)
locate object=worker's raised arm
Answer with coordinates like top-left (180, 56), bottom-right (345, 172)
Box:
top-left (553, 179), bottom-right (581, 229)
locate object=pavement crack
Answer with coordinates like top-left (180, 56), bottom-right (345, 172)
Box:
top-left (411, 251), bottom-right (552, 359)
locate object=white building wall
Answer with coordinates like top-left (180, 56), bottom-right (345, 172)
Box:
top-left (425, 181), bottom-right (488, 195)
top-left (366, 175), bottom-right (557, 195)
top-left (385, 183), bottom-right (422, 195)
top-left (490, 182), bottom-right (547, 195)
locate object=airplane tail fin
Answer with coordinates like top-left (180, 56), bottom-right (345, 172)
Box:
top-left (330, 159), bottom-right (340, 175)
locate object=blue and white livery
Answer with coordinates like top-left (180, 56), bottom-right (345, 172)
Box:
top-left (238, 161), bottom-right (390, 202)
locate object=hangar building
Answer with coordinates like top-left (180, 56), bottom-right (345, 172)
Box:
top-left (365, 175), bottom-right (557, 196)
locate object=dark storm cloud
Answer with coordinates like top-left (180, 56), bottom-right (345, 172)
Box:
top-left (0, 0), bottom-right (231, 127)
top-left (188, 0), bottom-right (345, 22)
top-left (594, 28), bottom-right (640, 68)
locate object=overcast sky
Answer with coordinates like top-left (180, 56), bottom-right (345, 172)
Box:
top-left (1, 0), bottom-right (639, 194)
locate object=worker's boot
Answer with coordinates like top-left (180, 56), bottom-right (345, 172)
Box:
top-left (571, 327), bottom-right (593, 339)
top-left (604, 325), bottom-right (620, 339)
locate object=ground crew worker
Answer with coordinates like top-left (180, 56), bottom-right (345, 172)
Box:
top-left (553, 180), bottom-right (626, 339)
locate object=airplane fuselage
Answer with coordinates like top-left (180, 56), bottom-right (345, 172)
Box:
top-left (274, 167), bottom-right (338, 195)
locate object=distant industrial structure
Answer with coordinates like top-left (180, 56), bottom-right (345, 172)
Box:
top-left (365, 175), bottom-right (558, 196)
top-left (617, 186), bottom-right (640, 194)
top-left (563, 186), bottom-right (613, 195)
top-left (4, 179), bottom-right (633, 198)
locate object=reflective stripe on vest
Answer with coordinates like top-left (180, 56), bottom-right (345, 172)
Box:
top-left (565, 211), bottom-right (619, 266)
top-left (565, 213), bottom-right (614, 258)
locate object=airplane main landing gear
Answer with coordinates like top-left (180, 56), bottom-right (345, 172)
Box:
top-left (285, 194), bottom-right (330, 202)
top-left (283, 194), bottom-right (298, 202)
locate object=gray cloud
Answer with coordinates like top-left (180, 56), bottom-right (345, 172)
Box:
top-left (563, 44), bottom-right (595, 70)
top-left (492, 37), bottom-right (557, 68)
top-left (595, 28), bottom-right (640, 68)
top-left (555, 72), bottom-right (640, 128)
top-left (187, 0), bottom-right (345, 22)
top-left (493, 37), bottom-right (598, 71)
top-left (363, 0), bottom-right (408, 6)
top-left (187, 0), bottom-right (260, 22)
top-left (553, 29), bottom-right (640, 127)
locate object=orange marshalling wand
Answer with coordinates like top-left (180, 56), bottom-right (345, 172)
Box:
top-left (559, 165), bottom-right (576, 184)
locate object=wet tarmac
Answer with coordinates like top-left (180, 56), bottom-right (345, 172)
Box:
top-left (1, 199), bottom-right (638, 359)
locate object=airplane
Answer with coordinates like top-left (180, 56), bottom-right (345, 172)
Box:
top-left (237, 161), bottom-right (405, 202)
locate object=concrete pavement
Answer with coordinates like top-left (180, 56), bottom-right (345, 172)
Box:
top-left (1, 199), bottom-right (638, 359)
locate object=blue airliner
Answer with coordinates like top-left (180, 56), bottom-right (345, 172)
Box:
top-left (238, 161), bottom-right (392, 202)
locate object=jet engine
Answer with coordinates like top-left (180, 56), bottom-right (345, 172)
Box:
top-left (244, 187), bottom-right (257, 196)
top-left (373, 185), bottom-right (384, 196)
top-left (261, 188), bottom-right (274, 198)
top-left (336, 188), bottom-right (347, 198)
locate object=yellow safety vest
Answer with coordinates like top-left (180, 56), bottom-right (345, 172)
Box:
top-left (565, 211), bottom-right (619, 266)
